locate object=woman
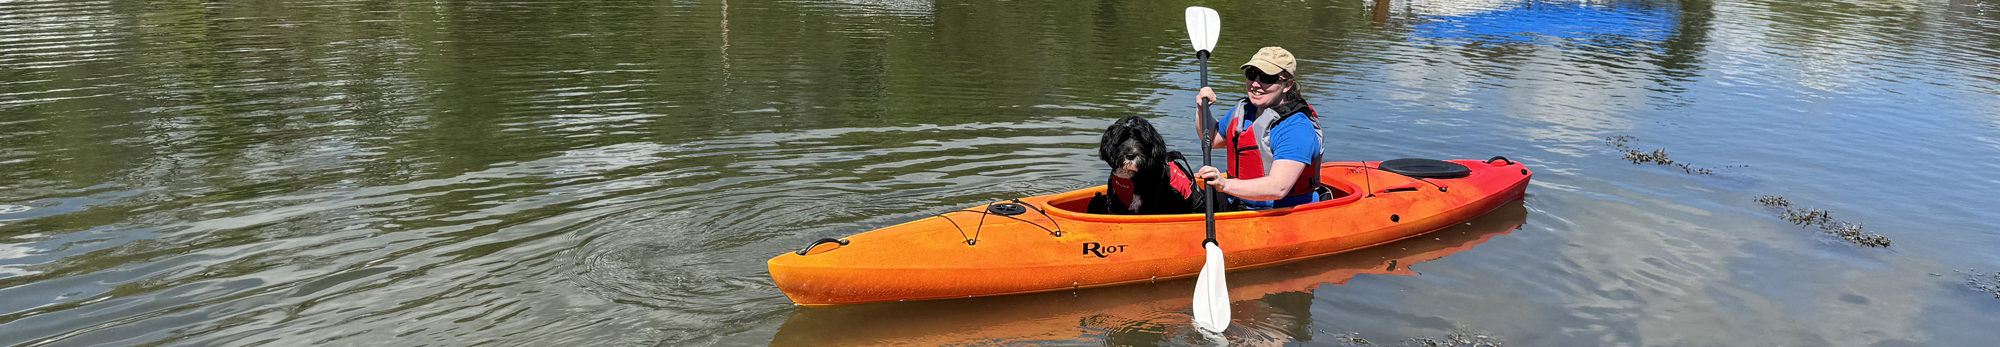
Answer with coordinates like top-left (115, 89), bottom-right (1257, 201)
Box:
top-left (1193, 46), bottom-right (1324, 209)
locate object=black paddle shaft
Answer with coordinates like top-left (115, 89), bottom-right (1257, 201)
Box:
top-left (1196, 50), bottom-right (1217, 245)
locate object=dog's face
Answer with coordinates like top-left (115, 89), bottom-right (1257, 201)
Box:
top-left (1099, 116), bottom-right (1168, 179)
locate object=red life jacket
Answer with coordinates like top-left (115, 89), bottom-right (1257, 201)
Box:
top-left (1110, 164), bottom-right (1195, 206)
top-left (1108, 152), bottom-right (1200, 214)
top-left (1223, 97), bottom-right (1322, 197)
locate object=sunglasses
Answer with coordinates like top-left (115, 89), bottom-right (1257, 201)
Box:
top-left (1245, 70), bottom-right (1288, 85)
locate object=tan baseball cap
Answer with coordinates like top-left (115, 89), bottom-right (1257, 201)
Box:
top-left (1240, 46), bottom-right (1296, 77)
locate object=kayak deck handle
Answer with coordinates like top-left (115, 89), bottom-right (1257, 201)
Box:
top-left (796, 238), bottom-right (850, 256)
top-left (1484, 156), bottom-right (1514, 165)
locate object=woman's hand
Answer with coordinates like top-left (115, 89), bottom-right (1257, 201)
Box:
top-left (1195, 166), bottom-right (1226, 191)
top-left (1196, 87), bottom-right (1221, 146)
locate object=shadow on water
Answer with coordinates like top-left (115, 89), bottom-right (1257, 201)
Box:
top-left (768, 201), bottom-right (1528, 346)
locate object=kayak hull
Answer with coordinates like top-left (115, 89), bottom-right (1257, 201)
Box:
top-left (768, 159), bottom-right (1532, 306)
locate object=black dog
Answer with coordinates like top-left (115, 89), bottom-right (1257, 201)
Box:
top-left (1090, 116), bottom-right (1205, 215)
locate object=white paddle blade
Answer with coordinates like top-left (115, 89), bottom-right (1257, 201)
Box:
top-left (1184, 7), bottom-right (1220, 52)
top-left (1191, 242), bottom-right (1230, 333)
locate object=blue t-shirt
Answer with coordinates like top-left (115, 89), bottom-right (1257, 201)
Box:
top-left (1217, 103), bottom-right (1323, 209)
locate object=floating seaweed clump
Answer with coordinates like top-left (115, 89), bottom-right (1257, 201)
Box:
top-left (1754, 195), bottom-right (1891, 247)
top-left (1822, 221), bottom-right (1887, 247)
top-left (1754, 195), bottom-right (1792, 208)
top-left (1964, 270), bottom-right (2000, 299)
top-left (1407, 333), bottom-right (1502, 347)
top-left (1334, 332), bottom-right (1372, 345)
top-left (1328, 331), bottom-right (1501, 347)
top-left (1780, 208), bottom-right (1832, 226)
top-left (1603, 136), bottom-right (1737, 174)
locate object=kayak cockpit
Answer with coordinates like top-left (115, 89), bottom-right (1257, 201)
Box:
top-left (1040, 164), bottom-right (1366, 222)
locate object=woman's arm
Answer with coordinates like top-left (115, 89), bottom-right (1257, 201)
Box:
top-left (1191, 114), bottom-right (1320, 202)
top-left (1195, 160), bottom-right (1307, 201)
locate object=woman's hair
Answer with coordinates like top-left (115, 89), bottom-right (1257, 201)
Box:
top-left (1281, 72), bottom-right (1305, 103)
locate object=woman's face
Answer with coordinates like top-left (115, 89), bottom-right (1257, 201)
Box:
top-left (1244, 68), bottom-right (1291, 109)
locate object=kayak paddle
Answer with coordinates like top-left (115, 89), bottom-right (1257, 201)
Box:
top-left (1184, 5), bottom-right (1230, 335)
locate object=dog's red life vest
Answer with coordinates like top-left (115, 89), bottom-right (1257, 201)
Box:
top-left (1222, 98), bottom-right (1322, 197)
top-left (1110, 176), bottom-right (1135, 207)
top-left (1109, 164), bottom-right (1196, 211)
top-left (1166, 164), bottom-right (1194, 198)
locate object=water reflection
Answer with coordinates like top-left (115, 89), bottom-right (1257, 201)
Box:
top-left (770, 201), bottom-right (1528, 346)
top-left (3, 0), bottom-right (1999, 345)
top-left (1408, 0), bottom-right (1681, 45)
top-left (1393, 0), bottom-right (1711, 142)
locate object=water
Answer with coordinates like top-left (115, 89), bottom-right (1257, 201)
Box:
top-left (3, 0), bottom-right (1998, 345)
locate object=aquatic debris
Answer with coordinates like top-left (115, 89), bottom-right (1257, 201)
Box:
top-left (1962, 269), bottom-right (2000, 299)
top-left (1779, 208), bottom-right (1832, 226)
top-left (1326, 330), bottom-right (1501, 347)
top-left (1754, 195), bottom-right (1791, 208)
top-left (1603, 135), bottom-right (1738, 174)
top-left (1406, 332), bottom-right (1502, 347)
top-left (1335, 332), bottom-right (1373, 345)
top-left (1754, 195), bottom-right (1891, 247)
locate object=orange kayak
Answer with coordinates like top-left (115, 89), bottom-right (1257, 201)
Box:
top-left (768, 158), bottom-right (1532, 306)
top-left (769, 202), bottom-right (1527, 346)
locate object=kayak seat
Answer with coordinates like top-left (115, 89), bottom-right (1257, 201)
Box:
top-left (1378, 158), bottom-right (1471, 179)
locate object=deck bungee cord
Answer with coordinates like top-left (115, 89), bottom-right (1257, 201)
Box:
top-left (935, 199), bottom-right (1066, 246)
top-left (1326, 156), bottom-right (1514, 195)
top-left (1326, 162), bottom-right (1443, 194)
top-left (792, 199), bottom-right (1066, 256)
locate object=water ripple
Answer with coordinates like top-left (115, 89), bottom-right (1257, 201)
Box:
top-left (5, 0), bottom-right (2000, 346)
